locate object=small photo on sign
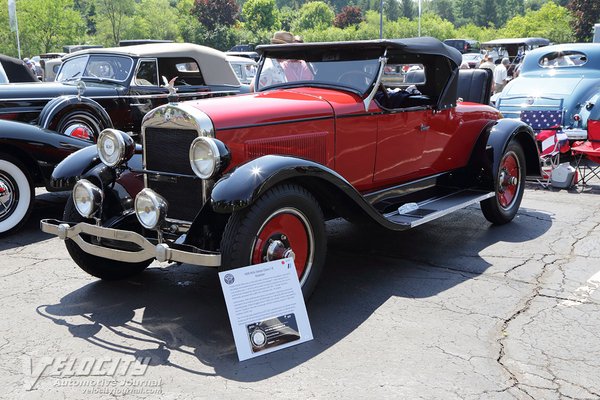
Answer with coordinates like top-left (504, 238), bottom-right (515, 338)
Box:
top-left (247, 314), bottom-right (300, 353)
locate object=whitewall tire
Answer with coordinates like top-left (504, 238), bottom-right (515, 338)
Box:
top-left (0, 155), bottom-right (34, 235)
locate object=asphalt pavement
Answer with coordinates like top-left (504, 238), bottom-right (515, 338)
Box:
top-left (1, 182), bottom-right (599, 399)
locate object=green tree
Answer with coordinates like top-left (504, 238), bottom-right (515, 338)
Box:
top-left (568, 0), bottom-right (600, 42)
top-left (453, 0), bottom-right (481, 27)
top-left (401, 0), bottom-right (414, 19)
top-left (95, 0), bottom-right (136, 45)
top-left (478, 0), bottom-right (497, 26)
top-left (125, 0), bottom-right (180, 41)
top-left (74, 0), bottom-right (97, 35)
top-left (242, 0), bottom-right (279, 33)
top-left (294, 1), bottom-right (335, 31)
top-left (419, 12), bottom-right (455, 40)
top-left (454, 23), bottom-right (498, 42)
top-left (501, 2), bottom-right (574, 43)
top-left (278, 6), bottom-right (295, 31)
top-left (431, 0), bottom-right (454, 23)
top-left (384, 0), bottom-right (400, 22)
top-left (19, 0), bottom-right (86, 55)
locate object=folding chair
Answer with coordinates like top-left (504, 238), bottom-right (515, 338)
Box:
top-left (571, 120), bottom-right (600, 185)
top-left (520, 109), bottom-right (570, 188)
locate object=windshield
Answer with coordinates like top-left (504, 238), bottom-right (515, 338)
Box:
top-left (56, 54), bottom-right (134, 82)
top-left (257, 53), bottom-right (380, 95)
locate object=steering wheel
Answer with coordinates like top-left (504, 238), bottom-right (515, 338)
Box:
top-left (337, 71), bottom-right (371, 88)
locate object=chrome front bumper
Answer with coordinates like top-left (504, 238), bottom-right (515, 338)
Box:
top-left (40, 219), bottom-right (221, 267)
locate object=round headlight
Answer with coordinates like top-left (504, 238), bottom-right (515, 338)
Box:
top-left (73, 179), bottom-right (102, 218)
top-left (97, 129), bottom-right (134, 167)
top-left (189, 137), bottom-right (220, 179)
top-left (135, 189), bottom-right (167, 230)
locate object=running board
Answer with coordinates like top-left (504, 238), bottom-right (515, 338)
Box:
top-left (383, 189), bottom-right (494, 228)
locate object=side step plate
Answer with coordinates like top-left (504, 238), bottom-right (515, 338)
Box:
top-left (384, 189), bottom-right (494, 228)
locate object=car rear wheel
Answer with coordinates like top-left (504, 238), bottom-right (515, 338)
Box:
top-left (0, 154), bottom-right (34, 235)
top-left (480, 140), bottom-right (525, 225)
top-left (63, 195), bottom-right (152, 280)
top-left (220, 183), bottom-right (326, 299)
top-left (57, 110), bottom-right (103, 142)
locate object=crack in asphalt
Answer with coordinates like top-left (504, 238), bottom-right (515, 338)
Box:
top-left (496, 216), bottom-right (600, 398)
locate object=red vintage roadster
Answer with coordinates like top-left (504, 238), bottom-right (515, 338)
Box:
top-left (41, 37), bottom-right (541, 298)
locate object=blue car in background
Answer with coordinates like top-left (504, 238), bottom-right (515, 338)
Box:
top-left (496, 43), bottom-right (600, 141)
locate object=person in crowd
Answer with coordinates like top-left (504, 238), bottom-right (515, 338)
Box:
top-left (479, 55), bottom-right (496, 92)
top-left (254, 31), bottom-right (312, 90)
top-left (493, 57), bottom-right (510, 94)
top-left (479, 55), bottom-right (495, 71)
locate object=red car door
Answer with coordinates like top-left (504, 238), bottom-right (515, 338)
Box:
top-left (373, 109), bottom-right (428, 185)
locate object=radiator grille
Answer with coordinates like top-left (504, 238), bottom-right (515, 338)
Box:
top-left (144, 127), bottom-right (202, 221)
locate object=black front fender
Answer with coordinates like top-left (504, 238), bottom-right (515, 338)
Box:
top-left (50, 145), bottom-right (143, 192)
top-left (211, 155), bottom-right (362, 214)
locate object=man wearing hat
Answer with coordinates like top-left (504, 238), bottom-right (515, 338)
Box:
top-left (255, 31), bottom-right (312, 90)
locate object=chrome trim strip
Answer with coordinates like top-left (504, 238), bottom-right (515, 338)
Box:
top-left (0, 90), bottom-right (237, 103)
top-left (40, 219), bottom-right (221, 266)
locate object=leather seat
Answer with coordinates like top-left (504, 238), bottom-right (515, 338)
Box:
top-left (456, 68), bottom-right (492, 104)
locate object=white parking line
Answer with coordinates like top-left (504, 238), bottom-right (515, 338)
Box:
top-left (561, 270), bottom-right (600, 307)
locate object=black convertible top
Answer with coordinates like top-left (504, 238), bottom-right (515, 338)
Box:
top-left (0, 54), bottom-right (38, 83)
top-left (257, 37), bottom-right (463, 67)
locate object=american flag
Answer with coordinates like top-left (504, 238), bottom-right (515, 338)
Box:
top-left (520, 110), bottom-right (563, 130)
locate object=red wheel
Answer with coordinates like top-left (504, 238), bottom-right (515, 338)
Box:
top-left (221, 184), bottom-right (326, 299)
top-left (497, 151), bottom-right (520, 208)
top-left (481, 140), bottom-right (525, 225)
top-left (251, 208), bottom-right (313, 285)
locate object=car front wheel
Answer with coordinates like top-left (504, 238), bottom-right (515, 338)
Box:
top-left (480, 140), bottom-right (525, 225)
top-left (220, 183), bottom-right (326, 299)
top-left (63, 195), bottom-right (152, 280)
top-left (0, 154), bottom-right (34, 235)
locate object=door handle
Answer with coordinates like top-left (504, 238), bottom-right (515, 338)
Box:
top-left (419, 124), bottom-right (430, 131)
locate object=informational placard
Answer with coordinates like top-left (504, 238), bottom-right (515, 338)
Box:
top-left (219, 258), bottom-right (313, 361)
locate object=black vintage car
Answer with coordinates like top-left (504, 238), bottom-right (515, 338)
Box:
top-left (0, 120), bottom-right (90, 234)
top-left (0, 43), bottom-right (245, 142)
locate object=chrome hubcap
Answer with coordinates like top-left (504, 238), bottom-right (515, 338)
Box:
top-left (265, 238), bottom-right (296, 262)
top-left (0, 177), bottom-right (15, 220)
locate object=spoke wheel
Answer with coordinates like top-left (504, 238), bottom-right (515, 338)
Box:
top-left (0, 154), bottom-right (33, 235)
top-left (221, 184), bottom-right (326, 299)
top-left (481, 140), bottom-right (525, 225)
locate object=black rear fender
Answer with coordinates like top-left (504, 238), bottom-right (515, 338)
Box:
top-left (469, 119), bottom-right (541, 190)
